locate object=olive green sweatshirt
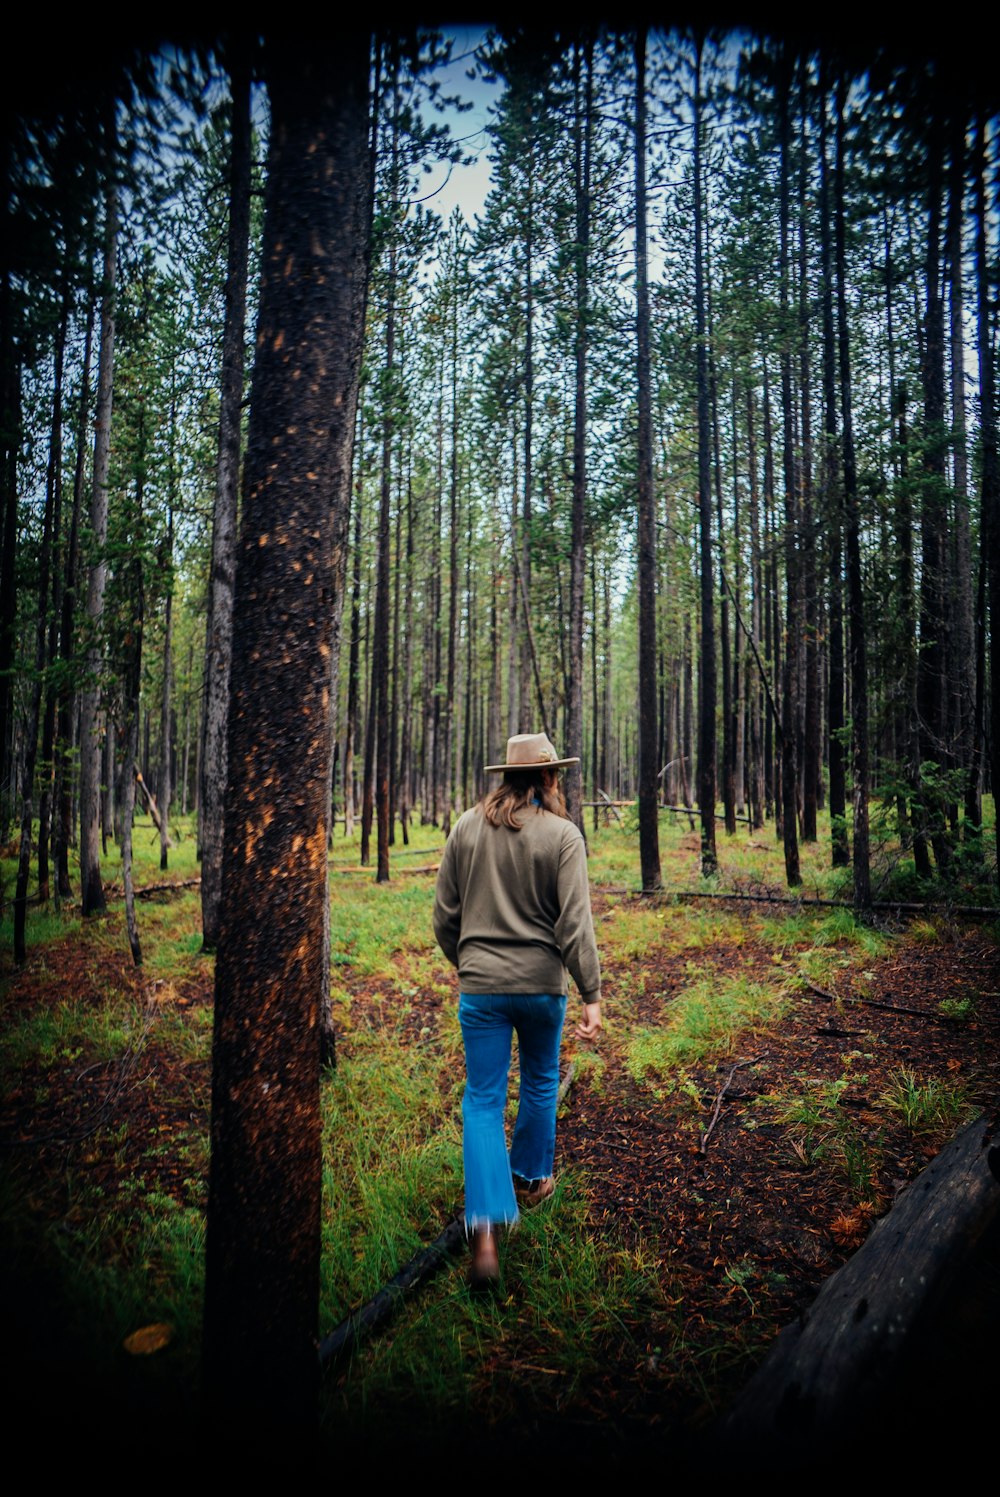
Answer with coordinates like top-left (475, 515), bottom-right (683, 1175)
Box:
top-left (432, 803), bottom-right (602, 1004)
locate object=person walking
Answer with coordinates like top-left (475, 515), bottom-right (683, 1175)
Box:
top-left (433, 732), bottom-right (602, 1290)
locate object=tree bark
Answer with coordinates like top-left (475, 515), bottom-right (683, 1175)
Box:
top-left (79, 124), bottom-right (117, 916)
top-left (799, 73), bottom-right (819, 843)
top-left (835, 70), bottom-right (871, 910)
top-left (121, 556), bottom-right (143, 967)
top-left (973, 111), bottom-right (999, 868)
top-left (13, 311), bottom-right (61, 959)
top-left (778, 52), bottom-right (801, 888)
top-left (55, 306), bottom-right (93, 899)
top-left (917, 105), bottom-right (951, 874)
top-left (203, 36), bottom-right (372, 1435)
top-left (200, 46), bottom-right (251, 950)
top-left (635, 28), bottom-right (662, 890)
top-left (947, 110), bottom-right (974, 819)
top-left (566, 35), bottom-right (592, 839)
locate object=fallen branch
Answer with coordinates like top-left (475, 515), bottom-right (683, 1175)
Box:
top-left (135, 770), bottom-right (171, 844)
top-left (801, 976), bottom-right (960, 1024)
top-left (135, 877), bottom-right (201, 899)
top-left (329, 845), bottom-right (443, 866)
top-left (700, 1055), bottom-right (767, 1155)
top-left (664, 805), bottom-right (751, 824)
top-left (319, 1216), bottom-right (466, 1368)
top-left (593, 888), bottom-right (997, 918)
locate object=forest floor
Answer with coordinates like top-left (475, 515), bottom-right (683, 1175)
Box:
top-left (2, 807), bottom-right (998, 1468)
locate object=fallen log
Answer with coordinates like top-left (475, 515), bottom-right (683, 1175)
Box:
top-left (319, 1216), bottom-right (466, 1368)
top-left (717, 1114), bottom-right (1000, 1465)
top-left (593, 887), bottom-right (998, 918)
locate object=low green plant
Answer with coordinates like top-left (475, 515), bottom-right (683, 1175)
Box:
top-left (723, 1256), bottom-right (758, 1308)
top-left (626, 973), bottom-right (786, 1087)
top-left (881, 1067), bottom-right (973, 1134)
top-left (937, 996), bottom-right (976, 1022)
top-left (771, 1075), bottom-right (883, 1204)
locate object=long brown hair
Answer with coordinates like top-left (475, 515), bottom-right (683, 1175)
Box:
top-left (481, 769), bottom-right (568, 829)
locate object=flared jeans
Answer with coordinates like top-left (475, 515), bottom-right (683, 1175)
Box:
top-left (458, 992), bottom-right (567, 1230)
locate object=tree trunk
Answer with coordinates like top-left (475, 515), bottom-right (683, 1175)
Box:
top-left (917, 105), bottom-right (951, 874)
top-left (344, 445), bottom-right (363, 838)
top-left (13, 313), bottom-right (61, 958)
top-left (159, 494), bottom-right (174, 872)
top-left (54, 307), bottom-right (93, 899)
top-left (79, 125), bottom-right (117, 916)
top-left (200, 46), bottom-right (251, 950)
top-left (203, 37), bottom-right (372, 1435)
top-left (121, 557), bottom-right (143, 967)
top-left (799, 76), bottom-right (819, 843)
top-left (566, 35), bottom-right (592, 839)
top-left (37, 298), bottom-right (69, 903)
top-left (778, 52), bottom-right (801, 888)
top-left (635, 28), bottom-right (662, 890)
top-left (973, 111), bottom-right (999, 867)
top-left (0, 258), bottom-right (20, 843)
top-left (441, 217), bottom-right (461, 839)
top-left (835, 70), bottom-right (871, 910)
top-left (746, 383), bottom-right (765, 831)
top-left (947, 110), bottom-right (973, 820)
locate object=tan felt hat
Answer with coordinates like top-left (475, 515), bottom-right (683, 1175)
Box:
top-left (484, 732), bottom-right (580, 773)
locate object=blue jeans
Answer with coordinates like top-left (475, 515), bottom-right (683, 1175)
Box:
top-left (458, 992), bottom-right (567, 1230)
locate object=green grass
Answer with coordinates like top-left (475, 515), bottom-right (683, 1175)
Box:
top-left (765, 1072), bottom-right (884, 1206)
top-left (625, 972), bottom-right (787, 1090)
top-left (323, 1182), bottom-right (671, 1432)
top-left (2, 797), bottom-right (995, 1441)
top-left (881, 1067), bottom-right (974, 1134)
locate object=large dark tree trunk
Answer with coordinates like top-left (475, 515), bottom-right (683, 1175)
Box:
top-left (200, 46), bottom-right (252, 950)
top-left (203, 36), bottom-right (372, 1434)
top-left (635, 28), bottom-right (662, 890)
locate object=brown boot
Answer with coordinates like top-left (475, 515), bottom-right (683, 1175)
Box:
top-left (468, 1227), bottom-right (499, 1292)
top-left (514, 1175), bottom-right (555, 1209)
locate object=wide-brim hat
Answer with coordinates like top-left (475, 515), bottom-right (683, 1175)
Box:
top-left (484, 732), bottom-right (580, 774)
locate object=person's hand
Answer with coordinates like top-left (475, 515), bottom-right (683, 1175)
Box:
top-left (577, 1001), bottom-right (602, 1041)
